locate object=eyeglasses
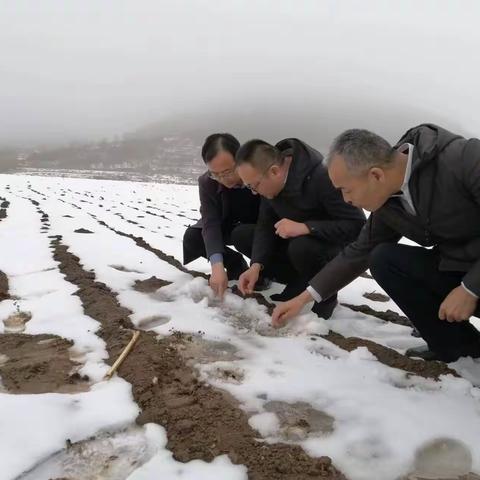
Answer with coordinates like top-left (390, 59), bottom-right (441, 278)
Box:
top-left (208, 167), bottom-right (236, 181)
top-left (244, 164), bottom-right (275, 193)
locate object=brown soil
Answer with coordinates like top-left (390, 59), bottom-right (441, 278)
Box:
top-left (133, 276), bottom-right (172, 293)
top-left (0, 197), bottom-right (9, 220)
top-left (0, 333), bottom-right (89, 394)
top-left (321, 331), bottom-right (457, 380)
top-left (362, 291), bottom-right (390, 302)
top-left (50, 234), bottom-right (347, 479)
top-left (342, 303), bottom-right (413, 328)
top-left (0, 270), bottom-right (9, 301)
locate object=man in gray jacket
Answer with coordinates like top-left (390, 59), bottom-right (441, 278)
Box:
top-left (272, 124), bottom-right (480, 362)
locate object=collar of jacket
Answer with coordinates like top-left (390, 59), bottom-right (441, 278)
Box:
top-left (275, 138), bottom-right (324, 198)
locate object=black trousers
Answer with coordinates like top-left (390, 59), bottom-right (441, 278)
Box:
top-left (234, 233), bottom-right (340, 286)
top-left (369, 243), bottom-right (480, 358)
top-left (183, 224), bottom-right (255, 279)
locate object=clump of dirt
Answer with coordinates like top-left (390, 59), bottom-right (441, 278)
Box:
top-left (74, 228), bottom-right (94, 234)
top-left (322, 331), bottom-right (456, 380)
top-left (341, 303), bottom-right (413, 328)
top-left (0, 270), bottom-right (9, 301)
top-left (230, 285), bottom-right (276, 315)
top-left (0, 197), bottom-right (9, 220)
top-left (0, 333), bottom-right (89, 394)
top-left (50, 235), bottom-right (347, 479)
top-left (133, 276), bottom-right (172, 293)
top-left (362, 291), bottom-right (390, 302)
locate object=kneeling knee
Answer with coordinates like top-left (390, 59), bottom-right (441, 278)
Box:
top-left (369, 243), bottom-right (398, 279)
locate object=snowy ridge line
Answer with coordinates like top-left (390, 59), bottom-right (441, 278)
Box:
top-left (86, 212), bottom-right (208, 279)
top-left (0, 194), bottom-right (139, 479)
top-left (0, 194), bottom-right (109, 381)
top-left (340, 302), bottom-right (413, 328)
top-left (321, 331), bottom-right (456, 380)
top-left (47, 234), bottom-right (347, 480)
top-left (20, 180), bottom-right (197, 268)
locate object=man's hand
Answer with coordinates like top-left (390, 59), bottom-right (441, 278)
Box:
top-left (209, 263), bottom-right (228, 299)
top-left (271, 290), bottom-right (313, 328)
top-left (439, 285), bottom-right (478, 322)
top-left (238, 263), bottom-right (261, 295)
top-left (274, 218), bottom-right (309, 239)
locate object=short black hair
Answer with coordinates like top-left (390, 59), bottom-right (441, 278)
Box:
top-left (235, 139), bottom-right (283, 170)
top-left (201, 133), bottom-right (240, 164)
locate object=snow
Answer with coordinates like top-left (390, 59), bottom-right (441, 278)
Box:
top-left (0, 379), bottom-right (139, 480)
top-left (0, 173), bottom-right (479, 480)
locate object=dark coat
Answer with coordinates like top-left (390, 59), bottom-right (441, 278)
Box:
top-left (184, 172), bottom-right (260, 264)
top-left (251, 138), bottom-right (366, 266)
top-left (310, 123), bottom-right (480, 298)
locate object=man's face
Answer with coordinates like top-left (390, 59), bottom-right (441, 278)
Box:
top-left (207, 151), bottom-right (241, 188)
top-left (237, 162), bottom-right (285, 199)
top-left (328, 154), bottom-right (391, 212)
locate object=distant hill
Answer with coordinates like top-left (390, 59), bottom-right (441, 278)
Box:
top-left (2, 99), bottom-right (440, 181)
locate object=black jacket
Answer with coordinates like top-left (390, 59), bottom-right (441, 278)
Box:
top-left (310, 124), bottom-right (480, 298)
top-left (251, 138), bottom-right (366, 266)
top-left (184, 172), bottom-right (260, 264)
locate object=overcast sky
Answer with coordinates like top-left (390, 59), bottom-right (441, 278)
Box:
top-left (1, 0), bottom-right (480, 147)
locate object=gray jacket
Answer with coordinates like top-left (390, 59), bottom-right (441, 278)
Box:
top-left (310, 124), bottom-right (480, 298)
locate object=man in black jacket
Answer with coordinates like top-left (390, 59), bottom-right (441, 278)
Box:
top-left (183, 133), bottom-right (260, 298)
top-left (272, 124), bottom-right (480, 362)
top-left (235, 138), bottom-right (366, 319)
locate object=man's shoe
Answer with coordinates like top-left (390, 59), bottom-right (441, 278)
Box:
top-left (405, 344), bottom-right (480, 362)
top-left (405, 345), bottom-right (441, 361)
top-left (270, 279), bottom-right (307, 302)
top-left (311, 295), bottom-right (338, 320)
top-left (226, 258), bottom-right (249, 281)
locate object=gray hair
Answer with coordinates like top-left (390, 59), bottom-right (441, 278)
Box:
top-left (325, 129), bottom-right (395, 174)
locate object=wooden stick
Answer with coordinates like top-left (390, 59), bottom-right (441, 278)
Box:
top-left (104, 330), bottom-right (140, 380)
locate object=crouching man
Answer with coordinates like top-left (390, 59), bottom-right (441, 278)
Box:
top-left (235, 138), bottom-right (365, 319)
top-left (183, 133), bottom-right (260, 298)
top-left (273, 124), bottom-right (480, 362)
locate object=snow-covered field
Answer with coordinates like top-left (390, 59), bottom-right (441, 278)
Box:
top-left (0, 173), bottom-right (479, 480)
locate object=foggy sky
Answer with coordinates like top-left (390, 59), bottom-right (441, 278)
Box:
top-left (1, 0), bottom-right (480, 148)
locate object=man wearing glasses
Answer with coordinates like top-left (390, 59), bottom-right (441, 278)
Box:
top-left (183, 133), bottom-right (261, 299)
top-left (235, 138), bottom-right (365, 319)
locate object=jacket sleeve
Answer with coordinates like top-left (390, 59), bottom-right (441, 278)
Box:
top-left (458, 139), bottom-right (480, 296)
top-left (309, 213), bottom-right (402, 299)
top-left (251, 198), bottom-right (279, 267)
top-left (304, 169), bottom-right (366, 243)
top-left (199, 178), bottom-right (225, 259)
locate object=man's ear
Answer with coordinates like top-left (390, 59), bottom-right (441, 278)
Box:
top-left (270, 164), bottom-right (281, 176)
top-left (369, 167), bottom-right (385, 182)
